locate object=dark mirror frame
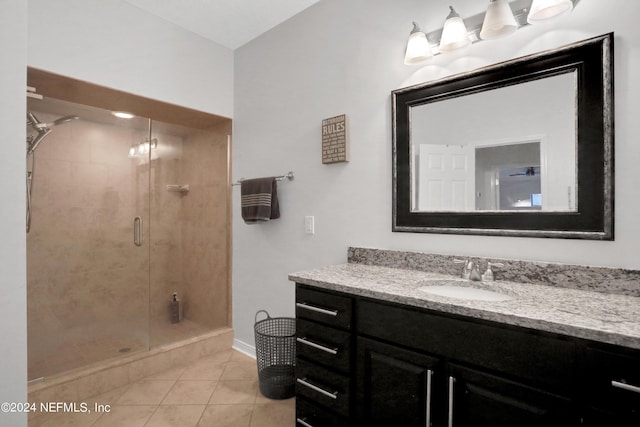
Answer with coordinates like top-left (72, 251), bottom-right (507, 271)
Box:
top-left (392, 33), bottom-right (614, 240)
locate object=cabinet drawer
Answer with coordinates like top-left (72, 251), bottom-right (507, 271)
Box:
top-left (583, 345), bottom-right (640, 415)
top-left (296, 397), bottom-right (350, 427)
top-left (296, 358), bottom-right (351, 417)
top-left (297, 318), bottom-right (352, 373)
top-left (296, 285), bottom-right (352, 330)
top-left (358, 298), bottom-right (575, 394)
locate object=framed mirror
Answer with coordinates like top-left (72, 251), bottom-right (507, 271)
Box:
top-left (392, 33), bottom-right (614, 239)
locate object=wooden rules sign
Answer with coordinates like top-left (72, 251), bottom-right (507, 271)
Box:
top-left (322, 114), bottom-right (349, 164)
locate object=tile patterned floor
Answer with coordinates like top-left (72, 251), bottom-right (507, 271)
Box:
top-left (29, 350), bottom-right (295, 427)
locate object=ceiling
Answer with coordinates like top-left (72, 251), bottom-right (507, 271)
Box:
top-left (124, 0), bottom-right (320, 50)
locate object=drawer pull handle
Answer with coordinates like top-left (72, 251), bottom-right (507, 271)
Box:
top-left (612, 380), bottom-right (640, 394)
top-left (296, 302), bottom-right (339, 317)
top-left (296, 417), bottom-right (314, 427)
top-left (296, 377), bottom-right (338, 399)
top-left (296, 337), bottom-right (338, 355)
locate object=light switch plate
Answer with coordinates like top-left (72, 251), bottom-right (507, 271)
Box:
top-left (304, 216), bottom-right (315, 234)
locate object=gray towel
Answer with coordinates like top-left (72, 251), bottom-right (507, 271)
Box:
top-left (241, 177), bottom-right (280, 224)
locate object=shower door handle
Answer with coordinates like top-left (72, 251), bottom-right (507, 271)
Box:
top-left (133, 216), bottom-right (143, 246)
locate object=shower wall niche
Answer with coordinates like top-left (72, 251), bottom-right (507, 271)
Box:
top-left (26, 69), bottom-right (231, 380)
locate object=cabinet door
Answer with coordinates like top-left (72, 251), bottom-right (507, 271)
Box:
top-left (582, 406), bottom-right (640, 427)
top-left (357, 337), bottom-right (441, 427)
top-left (581, 345), bottom-right (640, 426)
top-left (448, 364), bottom-right (579, 427)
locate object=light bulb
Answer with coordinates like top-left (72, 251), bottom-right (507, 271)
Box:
top-left (527, 0), bottom-right (574, 24)
top-left (439, 6), bottom-right (471, 53)
top-left (404, 22), bottom-right (433, 65)
top-left (480, 0), bottom-right (518, 40)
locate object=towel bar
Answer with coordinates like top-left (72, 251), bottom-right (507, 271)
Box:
top-left (232, 171), bottom-right (294, 186)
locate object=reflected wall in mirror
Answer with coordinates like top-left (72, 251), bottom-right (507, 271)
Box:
top-left (393, 33), bottom-right (613, 239)
top-left (411, 72), bottom-right (577, 213)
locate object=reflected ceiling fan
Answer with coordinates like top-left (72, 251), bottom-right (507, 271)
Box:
top-left (509, 166), bottom-right (539, 176)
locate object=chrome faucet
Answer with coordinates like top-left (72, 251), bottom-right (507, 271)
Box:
top-left (456, 259), bottom-right (482, 281)
top-left (455, 259), bottom-right (504, 282)
top-left (466, 261), bottom-right (483, 281)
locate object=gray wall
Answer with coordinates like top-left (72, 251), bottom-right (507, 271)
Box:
top-left (232, 0), bottom-right (640, 352)
top-left (0, 1), bottom-right (28, 425)
top-left (28, 0), bottom-right (234, 118)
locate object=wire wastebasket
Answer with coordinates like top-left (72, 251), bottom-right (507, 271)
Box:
top-left (254, 310), bottom-right (296, 399)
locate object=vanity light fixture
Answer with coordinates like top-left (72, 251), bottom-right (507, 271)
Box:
top-left (128, 138), bottom-right (157, 158)
top-left (527, 0), bottom-right (574, 24)
top-left (439, 6), bottom-right (471, 52)
top-left (480, 0), bottom-right (518, 40)
top-left (403, 0), bottom-right (580, 64)
top-left (404, 22), bottom-right (433, 65)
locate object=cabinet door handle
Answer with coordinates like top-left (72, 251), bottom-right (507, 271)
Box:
top-left (296, 418), bottom-right (314, 427)
top-left (612, 380), bottom-right (640, 394)
top-left (296, 302), bottom-right (339, 317)
top-left (296, 377), bottom-right (338, 399)
top-left (448, 376), bottom-right (456, 427)
top-left (296, 337), bottom-right (338, 355)
top-left (426, 369), bottom-right (433, 427)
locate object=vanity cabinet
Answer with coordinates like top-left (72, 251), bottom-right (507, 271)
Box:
top-left (294, 283), bottom-right (639, 426)
top-left (295, 286), bottom-right (354, 426)
top-left (357, 298), bottom-right (580, 427)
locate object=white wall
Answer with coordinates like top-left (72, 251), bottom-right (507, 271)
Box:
top-left (28, 0), bottom-right (234, 118)
top-left (232, 0), bottom-right (640, 350)
top-left (0, 2), bottom-right (234, 425)
top-left (0, 1), bottom-right (28, 425)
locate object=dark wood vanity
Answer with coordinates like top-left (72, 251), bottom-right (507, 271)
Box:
top-left (294, 283), bottom-right (640, 426)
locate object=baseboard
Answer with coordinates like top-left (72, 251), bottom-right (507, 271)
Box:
top-left (232, 338), bottom-right (256, 359)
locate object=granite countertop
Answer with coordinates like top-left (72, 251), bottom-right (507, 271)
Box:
top-left (289, 263), bottom-right (640, 350)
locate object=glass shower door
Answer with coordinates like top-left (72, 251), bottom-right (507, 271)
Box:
top-left (26, 98), bottom-right (151, 380)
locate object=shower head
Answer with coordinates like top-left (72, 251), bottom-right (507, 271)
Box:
top-left (53, 115), bottom-right (79, 126)
top-left (26, 112), bottom-right (79, 155)
top-left (33, 115), bottom-right (79, 130)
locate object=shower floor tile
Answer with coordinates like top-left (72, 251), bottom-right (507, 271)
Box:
top-left (29, 319), bottom-right (212, 380)
top-left (28, 350), bottom-right (295, 427)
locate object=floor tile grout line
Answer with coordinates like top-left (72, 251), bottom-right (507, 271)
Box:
top-left (32, 350), bottom-right (288, 427)
top-left (142, 404), bottom-right (162, 427)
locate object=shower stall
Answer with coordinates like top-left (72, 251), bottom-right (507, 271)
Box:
top-left (26, 81), bottom-right (232, 381)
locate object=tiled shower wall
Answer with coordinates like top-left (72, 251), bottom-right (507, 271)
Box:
top-left (27, 112), bottom-right (230, 379)
top-left (149, 123), bottom-right (231, 340)
top-left (181, 127), bottom-right (231, 330)
top-left (149, 128), bottom-right (184, 337)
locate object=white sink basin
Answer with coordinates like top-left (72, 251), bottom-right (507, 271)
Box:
top-left (418, 282), bottom-right (512, 302)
